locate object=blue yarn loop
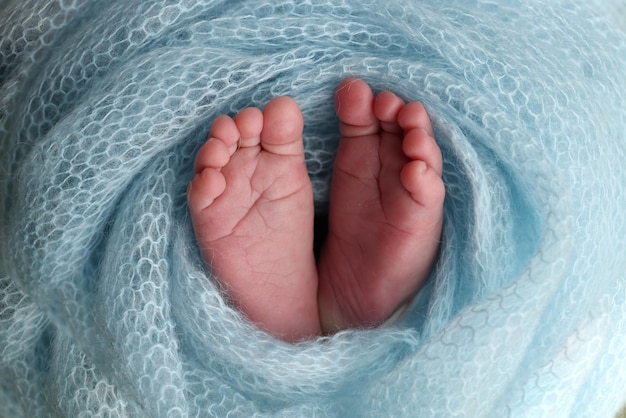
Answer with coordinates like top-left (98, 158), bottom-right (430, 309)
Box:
top-left (1, 1), bottom-right (625, 416)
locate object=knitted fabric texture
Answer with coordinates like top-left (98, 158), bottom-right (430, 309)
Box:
top-left (1, 1), bottom-right (626, 416)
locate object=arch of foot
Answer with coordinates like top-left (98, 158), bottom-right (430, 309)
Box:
top-left (1, 0), bottom-right (625, 416)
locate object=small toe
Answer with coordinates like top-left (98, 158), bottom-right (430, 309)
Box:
top-left (397, 102), bottom-right (433, 136)
top-left (210, 115), bottom-right (241, 148)
top-left (235, 107), bottom-right (264, 148)
top-left (194, 114), bottom-right (242, 174)
top-left (193, 138), bottom-right (232, 173)
top-left (402, 128), bottom-right (443, 176)
top-left (187, 168), bottom-right (226, 215)
top-left (374, 91), bottom-right (404, 134)
top-left (400, 161), bottom-right (445, 208)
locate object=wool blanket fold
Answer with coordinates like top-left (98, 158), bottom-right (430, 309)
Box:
top-left (1, 1), bottom-right (625, 416)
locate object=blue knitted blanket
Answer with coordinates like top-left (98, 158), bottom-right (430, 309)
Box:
top-left (2, 1), bottom-right (626, 416)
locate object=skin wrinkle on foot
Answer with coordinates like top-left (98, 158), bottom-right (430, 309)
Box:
top-left (3, 2), bottom-right (625, 415)
top-left (188, 78), bottom-right (444, 341)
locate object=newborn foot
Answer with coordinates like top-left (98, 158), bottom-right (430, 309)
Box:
top-left (318, 78), bottom-right (445, 332)
top-left (187, 97), bottom-right (320, 342)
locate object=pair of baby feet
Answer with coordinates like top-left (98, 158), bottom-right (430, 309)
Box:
top-left (187, 78), bottom-right (445, 342)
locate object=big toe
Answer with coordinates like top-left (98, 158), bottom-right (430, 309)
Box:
top-left (260, 96), bottom-right (304, 156)
top-left (335, 78), bottom-right (379, 136)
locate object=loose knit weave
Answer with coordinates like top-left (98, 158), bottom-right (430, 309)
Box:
top-left (1, 1), bottom-right (626, 416)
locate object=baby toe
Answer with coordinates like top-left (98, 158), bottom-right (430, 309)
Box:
top-left (397, 102), bottom-right (433, 135)
top-left (187, 168), bottom-right (227, 215)
top-left (193, 114), bottom-right (242, 174)
top-left (193, 137), bottom-right (232, 173)
top-left (210, 115), bottom-right (241, 148)
top-left (400, 161), bottom-right (445, 209)
top-left (402, 128), bottom-right (443, 176)
top-left (235, 107), bottom-right (263, 148)
top-left (374, 91), bottom-right (404, 134)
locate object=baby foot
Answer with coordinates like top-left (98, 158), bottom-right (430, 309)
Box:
top-left (187, 97), bottom-right (320, 342)
top-left (318, 78), bottom-right (445, 332)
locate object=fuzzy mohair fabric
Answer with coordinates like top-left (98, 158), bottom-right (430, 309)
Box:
top-left (1, 1), bottom-right (626, 416)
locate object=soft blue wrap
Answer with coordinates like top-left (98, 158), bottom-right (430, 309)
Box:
top-left (1, 1), bottom-right (625, 416)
